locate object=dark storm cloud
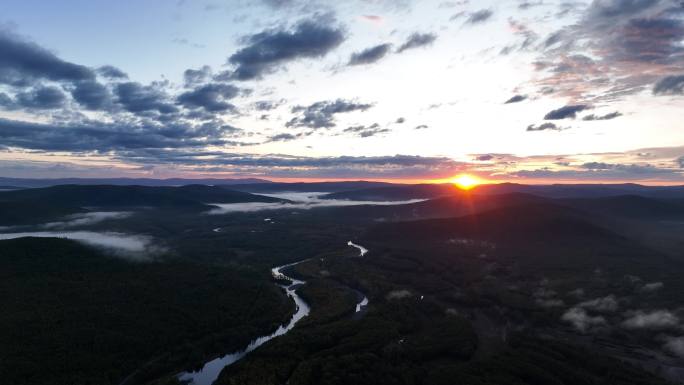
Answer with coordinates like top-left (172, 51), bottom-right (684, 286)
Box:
top-left (348, 43), bottom-right (392, 66)
top-left (0, 30), bottom-right (94, 86)
top-left (223, 19), bottom-right (345, 80)
top-left (0, 117), bottom-right (238, 153)
top-left (653, 74), bottom-right (684, 95)
top-left (527, 122), bottom-right (564, 131)
top-left (176, 83), bottom-right (240, 112)
top-left (505, 94), bottom-right (527, 103)
top-left (115, 82), bottom-right (178, 115)
top-left (96, 65), bottom-right (128, 80)
top-left (582, 111), bottom-right (623, 121)
top-left (466, 9), bottom-right (494, 24)
top-left (344, 123), bottom-right (390, 137)
top-left (544, 104), bottom-right (591, 120)
top-left (396, 33), bottom-right (437, 53)
top-left (286, 99), bottom-right (373, 129)
top-left (71, 81), bottom-right (112, 110)
top-left (16, 86), bottom-right (66, 109)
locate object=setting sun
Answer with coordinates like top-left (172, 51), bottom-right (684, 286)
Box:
top-left (451, 174), bottom-right (482, 190)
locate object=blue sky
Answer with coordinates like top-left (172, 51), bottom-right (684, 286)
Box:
top-left (0, 0), bottom-right (683, 183)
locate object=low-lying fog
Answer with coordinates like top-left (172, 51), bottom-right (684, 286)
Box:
top-left (209, 192), bottom-right (425, 214)
top-left (0, 231), bottom-right (156, 259)
top-left (41, 211), bottom-right (132, 229)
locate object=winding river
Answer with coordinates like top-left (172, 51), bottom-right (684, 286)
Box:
top-left (176, 241), bottom-right (369, 385)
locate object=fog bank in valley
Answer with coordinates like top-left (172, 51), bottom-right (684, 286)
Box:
top-left (209, 192), bottom-right (425, 214)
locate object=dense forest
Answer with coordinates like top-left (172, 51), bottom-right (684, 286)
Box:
top-left (0, 237), bottom-right (293, 385)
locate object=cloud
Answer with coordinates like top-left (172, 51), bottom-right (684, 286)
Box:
top-left (466, 9), bottom-right (494, 24)
top-left (578, 162), bottom-right (678, 178)
top-left (348, 43), bottom-right (392, 65)
top-left (224, 19), bottom-right (345, 80)
top-left (267, 132), bottom-right (310, 142)
top-left (518, 1), bottom-right (544, 10)
top-left (415, 124), bottom-right (429, 129)
top-left (639, 281), bottom-right (664, 292)
top-left (97, 65), bottom-right (128, 80)
top-left (112, 152), bottom-right (470, 179)
top-left (395, 117), bottom-right (405, 124)
top-left (16, 86), bottom-right (66, 109)
top-left (115, 82), bottom-right (178, 115)
top-left (504, 94), bottom-right (527, 104)
top-left (261, 0), bottom-right (295, 8)
top-left (475, 154), bottom-right (494, 161)
top-left (396, 32), bottom-right (438, 53)
top-left (653, 74), bottom-right (684, 95)
top-left (71, 81), bottom-right (112, 110)
top-left (544, 104), bottom-right (591, 120)
top-left (361, 15), bottom-right (383, 22)
top-left (664, 336), bottom-right (684, 358)
top-left (511, 162), bottom-right (684, 181)
top-left (531, 1), bottom-right (684, 101)
top-left (0, 29), bottom-right (94, 86)
top-left (176, 83), bottom-right (240, 112)
top-left (577, 295), bottom-right (619, 312)
top-left (286, 99), bottom-right (373, 128)
top-left (344, 123), bottom-right (390, 137)
top-left (582, 111), bottom-right (623, 121)
top-left (622, 310), bottom-right (679, 330)
top-left (183, 65), bottom-right (212, 87)
top-left (526, 122), bottom-right (565, 131)
top-left (0, 92), bottom-right (15, 109)
top-left (0, 117), bottom-right (235, 153)
top-left (254, 99), bottom-right (285, 111)
top-left (561, 307), bottom-right (607, 332)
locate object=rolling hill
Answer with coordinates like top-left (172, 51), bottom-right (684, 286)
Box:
top-left (0, 184), bottom-right (287, 211)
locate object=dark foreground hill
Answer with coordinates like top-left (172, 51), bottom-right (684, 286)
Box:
top-left (561, 195), bottom-right (684, 220)
top-left (212, 201), bottom-right (675, 385)
top-left (0, 201), bottom-right (86, 226)
top-left (366, 202), bottom-right (614, 244)
top-left (0, 237), bottom-right (294, 385)
top-left (364, 202), bottom-right (675, 279)
top-left (0, 184), bottom-right (285, 210)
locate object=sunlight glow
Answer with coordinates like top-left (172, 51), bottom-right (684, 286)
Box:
top-left (451, 174), bottom-right (482, 190)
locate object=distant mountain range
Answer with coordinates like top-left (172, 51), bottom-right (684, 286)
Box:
top-left (227, 181), bottom-right (393, 193)
top-left (320, 182), bottom-right (684, 200)
top-left (0, 177), bottom-right (272, 189)
top-left (0, 185), bottom-right (287, 225)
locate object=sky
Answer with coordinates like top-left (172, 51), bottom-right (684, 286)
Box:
top-left (0, 0), bottom-right (683, 183)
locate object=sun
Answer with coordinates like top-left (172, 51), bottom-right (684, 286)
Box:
top-left (450, 174), bottom-right (482, 190)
